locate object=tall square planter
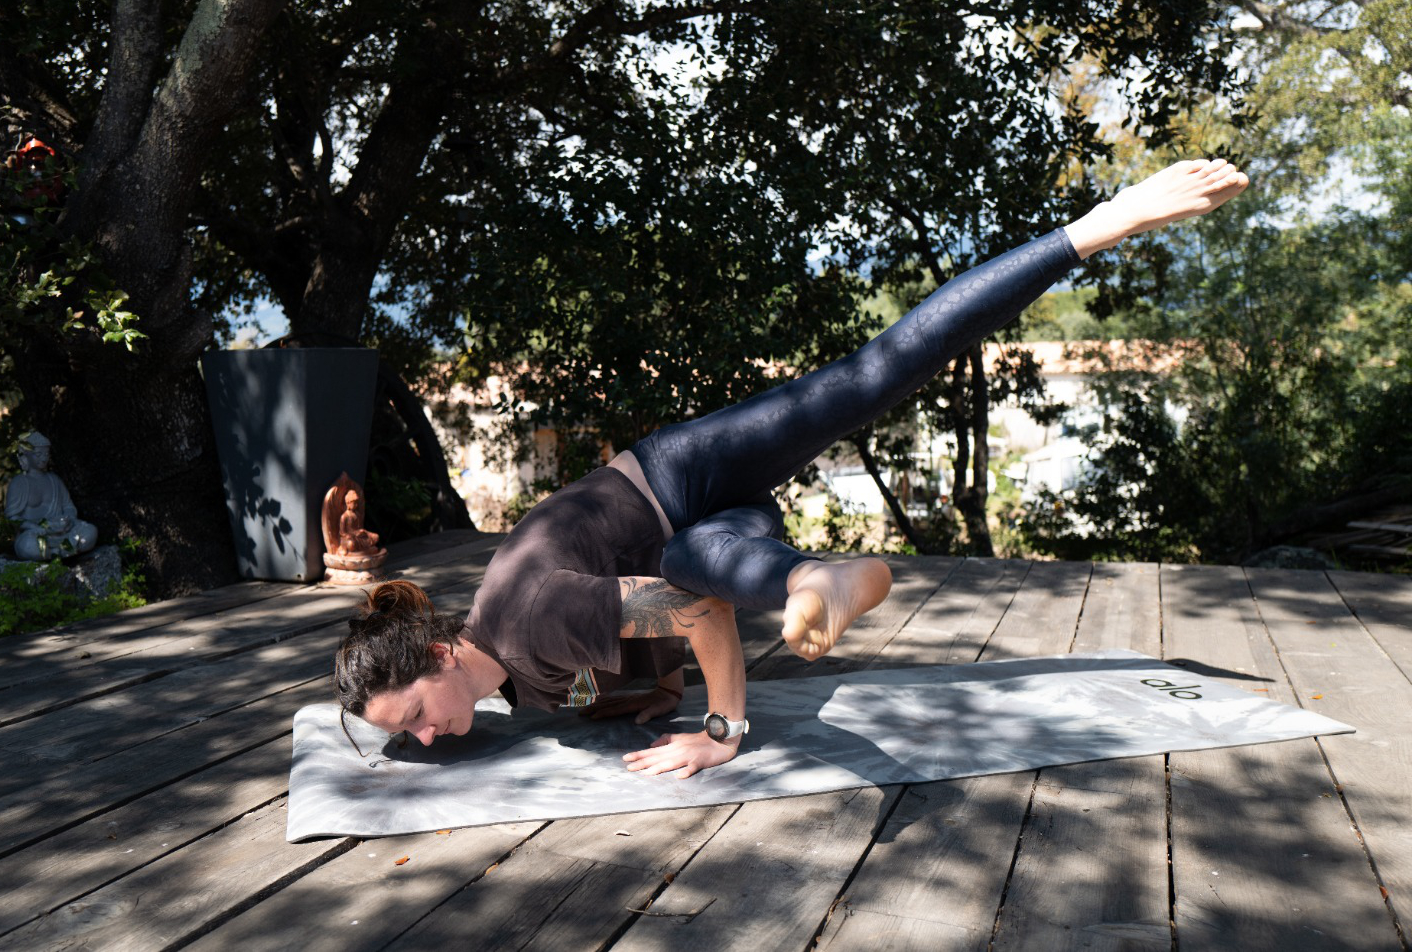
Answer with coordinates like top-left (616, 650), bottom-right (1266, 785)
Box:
top-left (201, 347), bottom-right (380, 582)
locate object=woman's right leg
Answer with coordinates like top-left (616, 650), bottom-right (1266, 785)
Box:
top-left (635, 159), bottom-right (1250, 655)
top-left (633, 229), bottom-right (1082, 537)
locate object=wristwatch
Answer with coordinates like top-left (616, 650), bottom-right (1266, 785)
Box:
top-left (703, 712), bottom-right (749, 742)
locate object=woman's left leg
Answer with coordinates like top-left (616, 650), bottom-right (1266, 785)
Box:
top-left (658, 495), bottom-right (801, 611)
top-left (637, 228), bottom-right (1081, 615)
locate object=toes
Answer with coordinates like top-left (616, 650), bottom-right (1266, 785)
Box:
top-left (1181, 158), bottom-right (1209, 174)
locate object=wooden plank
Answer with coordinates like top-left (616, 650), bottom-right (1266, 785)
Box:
top-left (0, 535), bottom-right (500, 696)
top-left (615, 786), bottom-right (904, 951)
top-left (815, 559), bottom-right (1092, 951)
top-left (0, 597), bottom-right (356, 728)
top-left (0, 675), bottom-right (327, 857)
top-left (2, 799), bottom-right (354, 951)
top-left (413, 554), bottom-right (943, 951)
top-left (0, 737), bottom-right (292, 938)
top-left (992, 562), bottom-right (1171, 951)
top-left (870, 557), bottom-right (1030, 667)
top-left (379, 528), bottom-right (494, 564)
top-left (1245, 567), bottom-right (1412, 940)
top-left (1327, 570), bottom-right (1412, 684)
top-left (0, 634), bottom-right (333, 793)
top-left (0, 579), bottom-right (293, 663)
top-left (394, 554), bottom-right (947, 951)
top-left (746, 554), bottom-right (956, 682)
top-left (384, 807), bottom-right (737, 952)
top-left (1163, 564), bottom-right (1400, 951)
top-left (0, 537), bottom-right (500, 730)
top-left (184, 821), bottom-right (544, 952)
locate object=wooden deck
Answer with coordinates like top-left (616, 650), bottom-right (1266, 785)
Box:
top-left (3, 530), bottom-right (1409, 951)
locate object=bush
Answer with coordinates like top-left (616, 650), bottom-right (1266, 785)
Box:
top-left (0, 536), bottom-right (147, 637)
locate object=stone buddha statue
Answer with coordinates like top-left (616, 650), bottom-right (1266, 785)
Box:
top-left (321, 472), bottom-right (387, 585)
top-left (4, 432), bottom-right (98, 560)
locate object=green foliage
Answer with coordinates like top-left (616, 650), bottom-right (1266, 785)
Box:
top-left (1013, 0), bottom-right (1412, 564)
top-left (1020, 167), bottom-right (1410, 561)
top-left (363, 470), bottom-right (433, 543)
top-left (0, 125), bottom-right (147, 354)
top-left (0, 535), bottom-right (148, 638)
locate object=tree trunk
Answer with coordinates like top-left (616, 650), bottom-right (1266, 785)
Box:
top-left (851, 433), bottom-right (939, 555)
top-left (966, 344), bottom-right (994, 555)
top-left (15, 0), bottom-right (286, 596)
top-left (947, 346), bottom-right (995, 556)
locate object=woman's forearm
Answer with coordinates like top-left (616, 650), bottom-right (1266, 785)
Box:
top-left (686, 601), bottom-right (746, 723)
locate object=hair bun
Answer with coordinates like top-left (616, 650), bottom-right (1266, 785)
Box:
top-left (363, 579), bottom-right (433, 619)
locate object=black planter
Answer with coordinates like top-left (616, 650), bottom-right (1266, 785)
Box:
top-left (201, 347), bottom-right (379, 582)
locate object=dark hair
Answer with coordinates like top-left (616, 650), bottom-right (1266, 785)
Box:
top-left (334, 580), bottom-right (464, 751)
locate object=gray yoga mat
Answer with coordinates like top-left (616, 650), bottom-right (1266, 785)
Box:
top-left (285, 649), bottom-right (1353, 842)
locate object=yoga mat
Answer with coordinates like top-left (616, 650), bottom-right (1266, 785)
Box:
top-left (285, 650), bottom-right (1353, 842)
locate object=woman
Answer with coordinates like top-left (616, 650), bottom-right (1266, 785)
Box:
top-left (335, 159), bottom-right (1249, 778)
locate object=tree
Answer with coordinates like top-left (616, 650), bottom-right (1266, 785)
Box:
top-left (1018, 0), bottom-right (1412, 562)
top-left (2, 0), bottom-right (1238, 594)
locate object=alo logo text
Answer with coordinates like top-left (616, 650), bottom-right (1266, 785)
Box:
top-left (1140, 678), bottom-right (1202, 700)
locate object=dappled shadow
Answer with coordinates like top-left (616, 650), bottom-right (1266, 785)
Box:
top-left (2, 554), bottom-right (1405, 951)
top-left (0, 531), bottom-right (491, 943)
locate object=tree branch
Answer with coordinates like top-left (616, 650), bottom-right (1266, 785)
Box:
top-left (852, 434), bottom-right (937, 554)
top-left (84, 0), bottom-right (166, 181)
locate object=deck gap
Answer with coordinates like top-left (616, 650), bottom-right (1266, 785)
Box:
top-left (1064, 563), bottom-right (1094, 654)
top-left (372, 821), bottom-right (552, 952)
top-left (802, 782), bottom-right (911, 951)
top-left (0, 788), bottom-right (296, 941)
top-left (71, 672), bottom-right (329, 769)
top-left (1325, 570), bottom-right (1412, 688)
top-left (599, 803), bottom-right (745, 950)
top-left (163, 835), bottom-right (361, 952)
top-left (986, 769), bottom-right (1041, 952)
top-left (1313, 736), bottom-right (1410, 950)
top-left (0, 726), bottom-right (295, 861)
top-left (970, 559), bottom-right (1033, 664)
top-left (1164, 753), bottom-right (1178, 952)
top-left (0, 617), bottom-right (339, 729)
top-left (1, 556), bottom-right (491, 727)
top-left (1243, 566), bottom-right (1408, 948)
top-left (1158, 568), bottom-right (1178, 952)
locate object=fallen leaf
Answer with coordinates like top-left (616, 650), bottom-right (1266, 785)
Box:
top-left (1382, 886), bottom-right (1390, 900)
top-left (394, 856), bottom-right (410, 866)
top-left (485, 863), bottom-right (499, 874)
top-left (664, 872), bottom-right (676, 883)
top-left (1311, 694), bottom-right (1323, 699)
top-left (1253, 688), bottom-right (1269, 692)
top-left (614, 830), bottom-right (632, 836)
top-left (435, 830), bottom-right (451, 835)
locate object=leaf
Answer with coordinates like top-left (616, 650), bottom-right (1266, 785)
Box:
top-left (394, 855), bottom-right (410, 866)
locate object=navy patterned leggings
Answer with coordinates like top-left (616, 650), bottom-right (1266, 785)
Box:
top-left (631, 228), bottom-right (1080, 610)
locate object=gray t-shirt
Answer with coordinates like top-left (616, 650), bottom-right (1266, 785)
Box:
top-left (467, 466), bottom-right (686, 711)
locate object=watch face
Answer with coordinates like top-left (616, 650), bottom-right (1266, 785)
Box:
top-left (704, 713), bottom-right (729, 742)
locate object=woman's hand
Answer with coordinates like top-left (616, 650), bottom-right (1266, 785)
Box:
top-left (579, 686), bottom-right (680, 724)
top-left (623, 731), bottom-right (740, 778)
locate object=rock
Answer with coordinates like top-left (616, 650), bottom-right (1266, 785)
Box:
top-left (1241, 545), bottom-right (1338, 570)
top-left (0, 544), bottom-right (122, 601)
top-left (64, 545), bottom-right (123, 600)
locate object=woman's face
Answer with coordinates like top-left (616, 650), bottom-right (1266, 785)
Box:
top-left (361, 643), bottom-right (477, 746)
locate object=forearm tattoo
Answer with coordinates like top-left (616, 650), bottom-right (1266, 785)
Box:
top-left (619, 578), bottom-right (710, 639)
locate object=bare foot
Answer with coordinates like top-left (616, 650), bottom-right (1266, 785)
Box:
top-left (1064, 158), bottom-right (1250, 259)
top-left (781, 558), bottom-right (893, 660)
